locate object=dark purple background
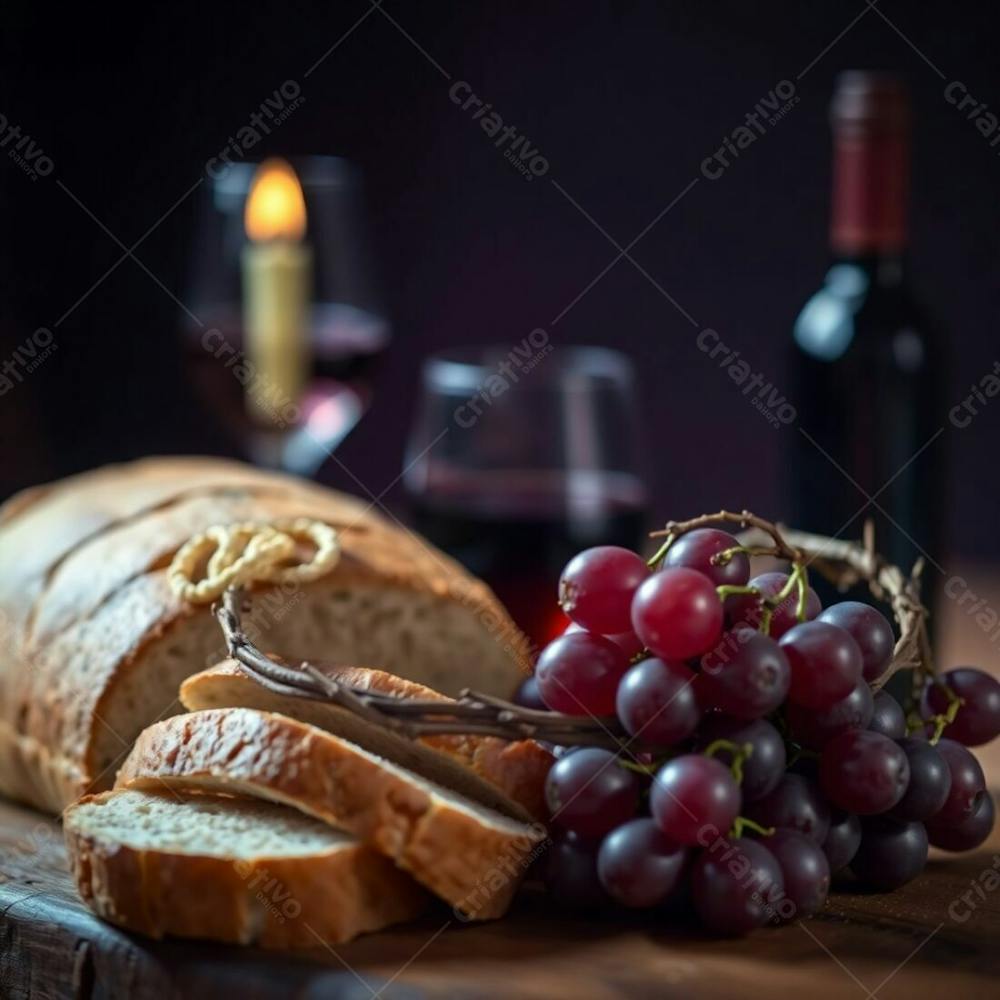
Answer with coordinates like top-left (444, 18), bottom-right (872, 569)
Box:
top-left (1, 2), bottom-right (997, 558)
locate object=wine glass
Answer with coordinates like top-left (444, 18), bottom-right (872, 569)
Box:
top-left (183, 156), bottom-right (389, 477)
top-left (404, 344), bottom-right (649, 649)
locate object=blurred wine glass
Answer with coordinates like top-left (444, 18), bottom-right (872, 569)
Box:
top-left (404, 345), bottom-right (649, 649)
top-left (184, 157), bottom-right (389, 477)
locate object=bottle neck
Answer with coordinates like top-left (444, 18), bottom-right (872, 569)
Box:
top-left (830, 252), bottom-right (907, 289)
top-left (829, 125), bottom-right (909, 258)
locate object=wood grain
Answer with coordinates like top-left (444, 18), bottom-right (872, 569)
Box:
top-left (1, 796), bottom-right (998, 1000)
top-left (2, 568), bottom-right (997, 999)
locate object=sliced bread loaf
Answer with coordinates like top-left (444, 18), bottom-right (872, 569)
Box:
top-left (116, 708), bottom-right (548, 919)
top-left (180, 659), bottom-right (552, 820)
top-left (64, 788), bottom-right (428, 949)
top-left (0, 456), bottom-right (533, 813)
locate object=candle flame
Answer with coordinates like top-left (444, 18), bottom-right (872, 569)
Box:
top-left (245, 158), bottom-right (307, 242)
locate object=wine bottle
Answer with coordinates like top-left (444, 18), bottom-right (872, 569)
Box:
top-left (789, 72), bottom-right (946, 604)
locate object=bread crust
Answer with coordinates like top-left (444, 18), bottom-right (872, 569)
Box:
top-left (64, 790), bottom-right (428, 948)
top-left (181, 660), bottom-right (553, 820)
top-left (0, 457), bottom-right (533, 813)
top-left (116, 709), bottom-right (547, 919)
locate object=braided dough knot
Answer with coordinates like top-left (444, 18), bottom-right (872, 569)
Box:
top-left (168, 518), bottom-right (340, 604)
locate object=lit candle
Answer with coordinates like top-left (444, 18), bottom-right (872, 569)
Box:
top-left (242, 158), bottom-right (312, 425)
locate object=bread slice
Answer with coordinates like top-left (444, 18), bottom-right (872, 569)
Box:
top-left (181, 659), bottom-right (552, 821)
top-left (116, 708), bottom-right (548, 919)
top-left (0, 456), bottom-right (533, 814)
top-left (64, 788), bottom-right (428, 949)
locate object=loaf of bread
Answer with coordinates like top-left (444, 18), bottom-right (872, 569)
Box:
top-left (181, 660), bottom-right (552, 820)
top-left (116, 708), bottom-right (548, 920)
top-left (64, 788), bottom-right (428, 948)
top-left (0, 457), bottom-right (532, 813)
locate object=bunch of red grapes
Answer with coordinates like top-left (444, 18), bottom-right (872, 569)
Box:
top-left (521, 527), bottom-right (1000, 935)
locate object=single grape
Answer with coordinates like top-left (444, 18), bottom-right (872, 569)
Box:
top-left (926, 791), bottom-right (995, 852)
top-left (889, 738), bottom-right (952, 822)
top-left (597, 817), bottom-right (689, 907)
top-left (691, 837), bottom-right (785, 934)
top-left (565, 621), bottom-right (645, 660)
top-left (651, 754), bottom-right (741, 845)
top-left (745, 773), bottom-right (831, 843)
top-left (820, 730), bottom-right (910, 815)
top-left (779, 621), bottom-right (863, 710)
top-left (787, 678), bottom-right (874, 750)
top-left (868, 689), bottom-right (907, 739)
top-left (616, 658), bottom-right (700, 747)
top-left (922, 668), bottom-right (1000, 747)
top-left (545, 831), bottom-right (608, 908)
top-left (631, 568), bottom-right (724, 661)
top-left (559, 546), bottom-right (650, 635)
top-left (822, 810), bottom-right (861, 873)
top-left (851, 818), bottom-right (928, 891)
top-left (700, 628), bottom-right (790, 719)
top-left (545, 747), bottom-right (640, 837)
top-left (725, 571), bottom-right (822, 638)
top-left (664, 528), bottom-right (750, 587)
top-left (817, 601), bottom-right (894, 682)
top-left (535, 631), bottom-right (628, 716)
top-left (606, 629), bottom-right (646, 659)
top-left (695, 716), bottom-right (786, 802)
top-left (931, 738), bottom-right (987, 824)
top-left (512, 675), bottom-right (547, 710)
top-left (765, 828), bottom-right (830, 919)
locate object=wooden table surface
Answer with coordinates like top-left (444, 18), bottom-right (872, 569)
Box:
top-left (2, 794), bottom-right (998, 1000)
top-left (3, 570), bottom-right (999, 1000)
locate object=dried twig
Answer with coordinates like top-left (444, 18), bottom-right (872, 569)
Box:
top-left (651, 510), bottom-right (931, 692)
top-left (650, 509), bottom-right (804, 564)
top-left (215, 588), bottom-right (630, 749)
top-left (212, 512), bottom-right (932, 749)
top-left (740, 519), bottom-right (930, 691)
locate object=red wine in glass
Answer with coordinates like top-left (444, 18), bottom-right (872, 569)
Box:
top-left (405, 347), bottom-right (648, 652)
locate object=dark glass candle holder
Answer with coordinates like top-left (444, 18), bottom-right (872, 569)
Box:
top-left (184, 156), bottom-right (389, 476)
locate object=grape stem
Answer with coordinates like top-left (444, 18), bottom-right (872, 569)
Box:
top-left (702, 738), bottom-right (754, 784)
top-left (715, 562), bottom-right (807, 635)
top-left (618, 756), bottom-right (671, 775)
top-left (920, 680), bottom-right (964, 744)
top-left (730, 816), bottom-right (775, 839)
